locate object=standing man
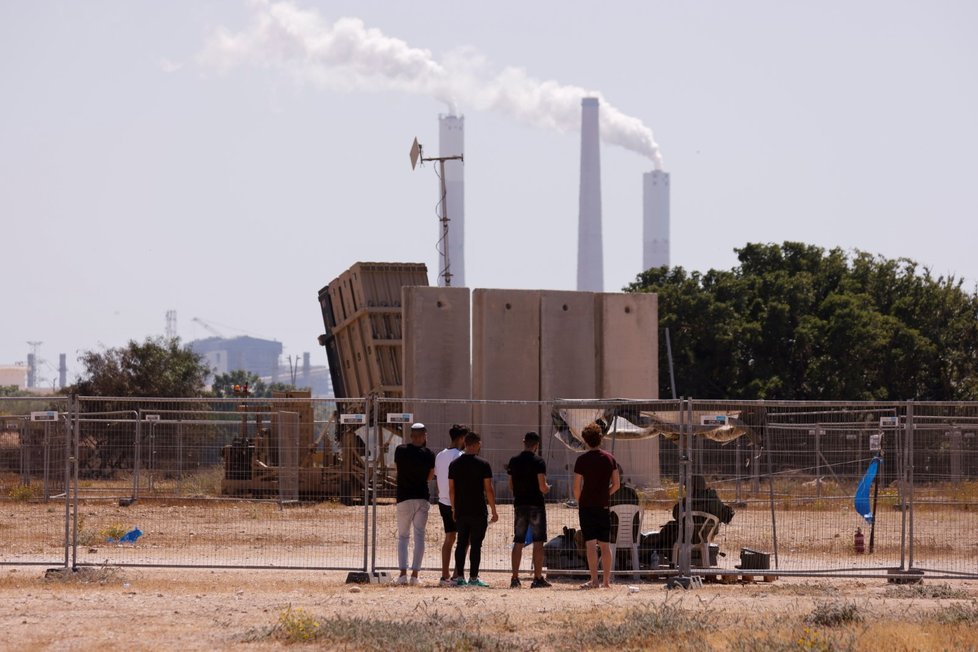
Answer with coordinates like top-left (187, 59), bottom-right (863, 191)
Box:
top-left (434, 423), bottom-right (468, 587)
top-left (573, 422), bottom-right (620, 589)
top-left (507, 431), bottom-right (552, 588)
top-left (393, 422), bottom-right (436, 585)
top-left (448, 431), bottom-right (498, 587)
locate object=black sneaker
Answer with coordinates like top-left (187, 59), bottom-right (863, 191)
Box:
top-left (509, 577), bottom-right (521, 589)
top-left (530, 577), bottom-right (552, 589)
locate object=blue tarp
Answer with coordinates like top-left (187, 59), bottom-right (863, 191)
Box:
top-left (854, 458), bottom-right (880, 524)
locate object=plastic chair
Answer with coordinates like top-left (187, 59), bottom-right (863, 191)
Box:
top-left (672, 511), bottom-right (720, 568)
top-left (609, 503), bottom-right (643, 579)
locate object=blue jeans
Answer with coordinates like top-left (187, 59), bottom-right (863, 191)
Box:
top-left (396, 499), bottom-right (430, 572)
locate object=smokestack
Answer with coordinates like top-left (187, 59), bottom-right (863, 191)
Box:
top-left (577, 97), bottom-right (603, 292)
top-left (438, 114), bottom-right (465, 287)
top-left (643, 170), bottom-right (671, 271)
top-left (59, 353), bottom-right (67, 389)
top-left (26, 353), bottom-right (36, 388)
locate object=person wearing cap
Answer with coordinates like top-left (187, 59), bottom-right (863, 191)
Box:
top-left (393, 422), bottom-right (436, 585)
top-left (507, 431), bottom-right (552, 589)
top-left (434, 424), bottom-right (468, 587)
top-left (448, 431), bottom-right (498, 587)
top-left (573, 422), bottom-right (620, 589)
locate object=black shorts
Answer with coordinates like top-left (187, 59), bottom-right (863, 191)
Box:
top-left (578, 506), bottom-right (611, 543)
top-left (438, 502), bottom-right (457, 533)
top-left (513, 505), bottom-right (547, 544)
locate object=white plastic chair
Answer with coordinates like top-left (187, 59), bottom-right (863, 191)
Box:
top-left (672, 510), bottom-right (720, 569)
top-left (609, 503), bottom-right (643, 579)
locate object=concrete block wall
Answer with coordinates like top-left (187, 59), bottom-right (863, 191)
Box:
top-left (402, 286), bottom-right (473, 437)
top-left (472, 289), bottom-right (541, 496)
top-left (598, 293), bottom-right (661, 488)
top-left (401, 287), bottom-right (661, 496)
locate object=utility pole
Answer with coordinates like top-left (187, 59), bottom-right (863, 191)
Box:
top-left (410, 137), bottom-right (463, 287)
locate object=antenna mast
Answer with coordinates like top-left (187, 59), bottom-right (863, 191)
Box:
top-left (410, 137), bottom-right (463, 287)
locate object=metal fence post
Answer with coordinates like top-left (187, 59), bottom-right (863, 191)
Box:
top-left (906, 400), bottom-right (915, 569)
top-left (366, 395), bottom-right (375, 574)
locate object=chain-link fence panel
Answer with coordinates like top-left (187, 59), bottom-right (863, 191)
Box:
top-left (0, 396), bottom-right (71, 566)
top-left (69, 396), bottom-right (368, 571)
top-left (907, 402), bottom-right (978, 577)
top-left (718, 400), bottom-right (912, 579)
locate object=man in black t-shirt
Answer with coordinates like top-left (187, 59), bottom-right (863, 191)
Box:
top-left (448, 431), bottom-right (498, 587)
top-left (507, 431), bottom-right (552, 589)
top-left (393, 423), bottom-right (436, 585)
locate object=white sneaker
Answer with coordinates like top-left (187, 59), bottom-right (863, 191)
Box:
top-left (394, 575), bottom-right (409, 585)
top-left (409, 576), bottom-right (419, 586)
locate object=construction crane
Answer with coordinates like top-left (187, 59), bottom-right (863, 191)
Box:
top-left (192, 317), bottom-right (224, 338)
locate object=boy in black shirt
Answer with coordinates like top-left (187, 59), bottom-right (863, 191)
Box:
top-left (507, 431), bottom-right (552, 588)
top-left (448, 431), bottom-right (498, 587)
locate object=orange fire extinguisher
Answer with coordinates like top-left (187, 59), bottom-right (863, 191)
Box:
top-left (854, 527), bottom-right (865, 554)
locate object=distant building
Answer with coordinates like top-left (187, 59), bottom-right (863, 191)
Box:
top-left (0, 365), bottom-right (28, 389)
top-left (189, 336), bottom-right (283, 381)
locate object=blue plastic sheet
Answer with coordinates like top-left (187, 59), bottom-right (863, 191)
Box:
top-left (854, 458), bottom-right (880, 524)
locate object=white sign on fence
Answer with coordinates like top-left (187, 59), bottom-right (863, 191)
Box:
top-left (700, 415), bottom-right (728, 426)
top-left (144, 414), bottom-right (161, 422)
top-left (30, 411), bottom-right (59, 422)
top-left (386, 412), bottom-right (413, 424)
top-left (869, 433), bottom-right (882, 451)
top-left (340, 413), bottom-right (367, 425)
top-left (879, 416), bottom-right (899, 428)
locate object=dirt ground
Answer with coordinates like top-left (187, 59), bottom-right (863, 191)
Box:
top-left (3, 496), bottom-right (978, 650)
top-left (2, 566), bottom-right (978, 651)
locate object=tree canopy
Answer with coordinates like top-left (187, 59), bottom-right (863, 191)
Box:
top-left (68, 337), bottom-right (210, 398)
top-left (628, 242), bottom-right (978, 401)
top-left (210, 370), bottom-right (300, 398)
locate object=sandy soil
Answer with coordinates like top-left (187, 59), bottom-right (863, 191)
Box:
top-left (3, 566), bottom-right (978, 651)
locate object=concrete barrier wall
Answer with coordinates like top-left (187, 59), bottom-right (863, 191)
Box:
top-left (402, 286), bottom-right (472, 430)
top-left (472, 289), bottom-right (541, 495)
top-left (598, 292), bottom-right (661, 488)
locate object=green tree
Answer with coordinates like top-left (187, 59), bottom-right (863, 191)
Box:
top-left (629, 242), bottom-right (978, 400)
top-left (68, 337), bottom-right (209, 397)
top-left (210, 370), bottom-right (299, 398)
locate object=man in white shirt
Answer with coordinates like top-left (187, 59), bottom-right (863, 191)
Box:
top-left (434, 424), bottom-right (468, 586)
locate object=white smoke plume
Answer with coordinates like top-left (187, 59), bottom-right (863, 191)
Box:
top-left (199, 0), bottom-right (664, 168)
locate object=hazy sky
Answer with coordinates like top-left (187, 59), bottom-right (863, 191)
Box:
top-left (3, 1), bottom-right (977, 386)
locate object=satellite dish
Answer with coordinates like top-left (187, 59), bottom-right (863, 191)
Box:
top-left (409, 137), bottom-right (421, 170)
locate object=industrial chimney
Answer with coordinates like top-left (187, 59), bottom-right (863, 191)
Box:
top-left (438, 114), bottom-right (465, 287)
top-left (642, 170), bottom-right (671, 270)
top-left (577, 97), bottom-right (603, 292)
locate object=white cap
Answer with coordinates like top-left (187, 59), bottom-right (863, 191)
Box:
top-left (411, 423), bottom-right (426, 431)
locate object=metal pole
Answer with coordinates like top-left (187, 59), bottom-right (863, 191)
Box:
top-left (764, 405), bottom-right (779, 569)
top-left (906, 401), bottom-right (915, 568)
top-left (133, 410), bottom-right (142, 501)
top-left (43, 421), bottom-right (50, 499)
top-left (71, 397), bottom-right (80, 569)
top-left (665, 328), bottom-right (677, 400)
top-left (438, 159), bottom-right (451, 287)
top-left (64, 403), bottom-right (74, 569)
top-left (367, 397), bottom-right (376, 574)
top-left (815, 425), bottom-right (821, 501)
top-left (679, 398), bottom-right (693, 577)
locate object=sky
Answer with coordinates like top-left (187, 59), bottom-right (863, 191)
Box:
top-left (3, 1), bottom-right (977, 386)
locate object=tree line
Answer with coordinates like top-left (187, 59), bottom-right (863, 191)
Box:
top-left (627, 241), bottom-right (978, 401)
top-left (66, 337), bottom-right (302, 398)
